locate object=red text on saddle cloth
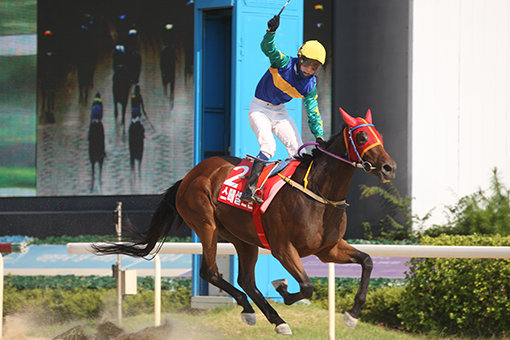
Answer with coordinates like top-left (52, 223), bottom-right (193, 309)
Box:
top-left (218, 159), bottom-right (300, 212)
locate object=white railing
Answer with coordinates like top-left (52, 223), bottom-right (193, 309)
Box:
top-left (66, 242), bottom-right (510, 339)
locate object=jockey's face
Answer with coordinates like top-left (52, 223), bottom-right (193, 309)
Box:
top-left (300, 57), bottom-right (322, 77)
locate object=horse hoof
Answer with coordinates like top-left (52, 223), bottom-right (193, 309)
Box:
top-left (271, 278), bottom-right (288, 290)
top-left (343, 312), bottom-right (358, 329)
top-left (241, 312), bottom-right (256, 326)
top-left (275, 323), bottom-right (292, 335)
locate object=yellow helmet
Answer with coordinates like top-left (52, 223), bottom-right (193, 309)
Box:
top-left (298, 40), bottom-right (326, 65)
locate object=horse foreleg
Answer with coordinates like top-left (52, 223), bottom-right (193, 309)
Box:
top-left (316, 239), bottom-right (373, 329)
top-left (234, 242), bottom-right (291, 334)
top-left (90, 162), bottom-right (95, 193)
top-left (271, 245), bottom-right (314, 306)
top-left (192, 224), bottom-right (254, 316)
top-left (113, 101), bottom-right (118, 121)
top-left (121, 104), bottom-right (127, 134)
top-left (98, 161), bottom-right (103, 191)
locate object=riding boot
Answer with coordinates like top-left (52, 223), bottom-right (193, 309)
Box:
top-left (240, 159), bottom-right (265, 204)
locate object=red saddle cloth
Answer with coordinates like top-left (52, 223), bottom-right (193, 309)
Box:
top-left (218, 158), bottom-right (300, 212)
top-left (218, 158), bottom-right (300, 250)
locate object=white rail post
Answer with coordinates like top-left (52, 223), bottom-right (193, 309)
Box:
top-left (115, 202), bottom-right (123, 326)
top-left (154, 254), bottom-right (161, 326)
top-left (328, 262), bottom-right (335, 340)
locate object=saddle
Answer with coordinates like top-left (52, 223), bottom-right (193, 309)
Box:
top-left (218, 158), bottom-right (300, 212)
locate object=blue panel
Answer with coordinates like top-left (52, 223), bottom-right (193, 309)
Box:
top-left (196, 0), bottom-right (233, 10)
top-left (194, 0), bottom-right (304, 299)
top-left (204, 18), bottom-right (226, 108)
top-left (233, 0), bottom-right (304, 160)
top-left (232, 254), bottom-right (300, 302)
top-left (203, 111), bottom-right (226, 152)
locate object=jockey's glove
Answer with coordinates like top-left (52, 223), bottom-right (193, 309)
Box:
top-left (316, 136), bottom-right (327, 149)
top-left (267, 15), bottom-right (280, 33)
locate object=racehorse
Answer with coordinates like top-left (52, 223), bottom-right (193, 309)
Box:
top-left (112, 64), bottom-right (131, 129)
top-left (94, 108), bottom-right (396, 335)
top-left (128, 116), bottom-right (145, 182)
top-left (88, 118), bottom-right (105, 193)
top-left (160, 24), bottom-right (176, 108)
top-left (76, 13), bottom-right (98, 105)
top-left (160, 42), bottom-right (176, 108)
top-left (39, 29), bottom-right (57, 123)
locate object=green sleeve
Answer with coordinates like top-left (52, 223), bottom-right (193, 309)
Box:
top-left (260, 32), bottom-right (290, 69)
top-left (303, 86), bottom-right (324, 139)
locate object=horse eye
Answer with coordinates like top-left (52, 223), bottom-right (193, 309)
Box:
top-left (356, 131), bottom-right (369, 146)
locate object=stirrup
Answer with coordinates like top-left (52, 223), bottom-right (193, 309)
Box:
top-left (240, 191), bottom-right (264, 204)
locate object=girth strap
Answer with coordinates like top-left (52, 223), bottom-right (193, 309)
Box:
top-left (253, 204), bottom-right (271, 249)
top-left (277, 173), bottom-right (349, 209)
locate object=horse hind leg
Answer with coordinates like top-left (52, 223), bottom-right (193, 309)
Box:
top-left (90, 161), bottom-right (95, 192)
top-left (316, 239), bottom-right (373, 329)
top-left (113, 101), bottom-right (118, 121)
top-left (98, 161), bottom-right (103, 191)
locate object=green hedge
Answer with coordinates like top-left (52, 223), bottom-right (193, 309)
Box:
top-left (400, 234), bottom-right (510, 337)
top-left (310, 277), bottom-right (407, 329)
top-left (4, 275), bottom-right (191, 291)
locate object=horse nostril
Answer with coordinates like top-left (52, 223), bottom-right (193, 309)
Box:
top-left (383, 164), bottom-right (393, 173)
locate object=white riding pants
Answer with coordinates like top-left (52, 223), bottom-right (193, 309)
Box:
top-left (248, 97), bottom-right (303, 159)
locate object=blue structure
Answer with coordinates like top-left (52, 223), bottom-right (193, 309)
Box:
top-left (192, 0), bottom-right (303, 300)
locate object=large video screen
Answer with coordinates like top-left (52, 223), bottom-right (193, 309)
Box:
top-left (35, 0), bottom-right (195, 196)
top-left (0, 0), bottom-right (332, 198)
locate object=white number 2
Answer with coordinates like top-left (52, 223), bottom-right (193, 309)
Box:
top-left (224, 165), bottom-right (249, 189)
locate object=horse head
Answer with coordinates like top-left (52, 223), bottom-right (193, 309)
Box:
top-left (339, 107), bottom-right (396, 183)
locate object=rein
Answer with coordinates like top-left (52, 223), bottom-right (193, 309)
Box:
top-left (297, 141), bottom-right (376, 172)
top-left (285, 129), bottom-right (379, 208)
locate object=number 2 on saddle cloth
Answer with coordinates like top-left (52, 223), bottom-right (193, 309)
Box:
top-left (218, 158), bottom-right (300, 249)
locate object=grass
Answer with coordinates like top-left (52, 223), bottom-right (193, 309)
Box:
top-left (17, 302), bottom-right (464, 340)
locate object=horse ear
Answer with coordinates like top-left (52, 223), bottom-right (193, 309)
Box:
top-left (339, 107), bottom-right (357, 128)
top-left (365, 109), bottom-right (373, 124)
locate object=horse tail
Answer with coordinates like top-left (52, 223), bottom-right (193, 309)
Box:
top-left (93, 180), bottom-right (184, 258)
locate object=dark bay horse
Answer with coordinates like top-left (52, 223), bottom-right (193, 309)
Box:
top-left (112, 65), bottom-right (131, 128)
top-left (88, 120), bottom-right (105, 192)
top-left (94, 108), bottom-right (396, 335)
top-left (128, 117), bottom-right (145, 181)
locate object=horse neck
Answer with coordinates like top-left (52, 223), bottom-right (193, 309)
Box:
top-left (309, 135), bottom-right (356, 201)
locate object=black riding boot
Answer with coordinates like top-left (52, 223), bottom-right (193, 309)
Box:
top-left (240, 159), bottom-right (265, 204)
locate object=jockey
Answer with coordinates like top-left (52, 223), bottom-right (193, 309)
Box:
top-left (130, 84), bottom-right (146, 122)
top-left (241, 15), bottom-right (327, 204)
top-left (90, 92), bottom-right (103, 122)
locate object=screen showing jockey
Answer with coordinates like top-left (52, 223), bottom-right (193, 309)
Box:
top-left (241, 15), bottom-right (327, 204)
top-left (90, 92), bottom-right (103, 121)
